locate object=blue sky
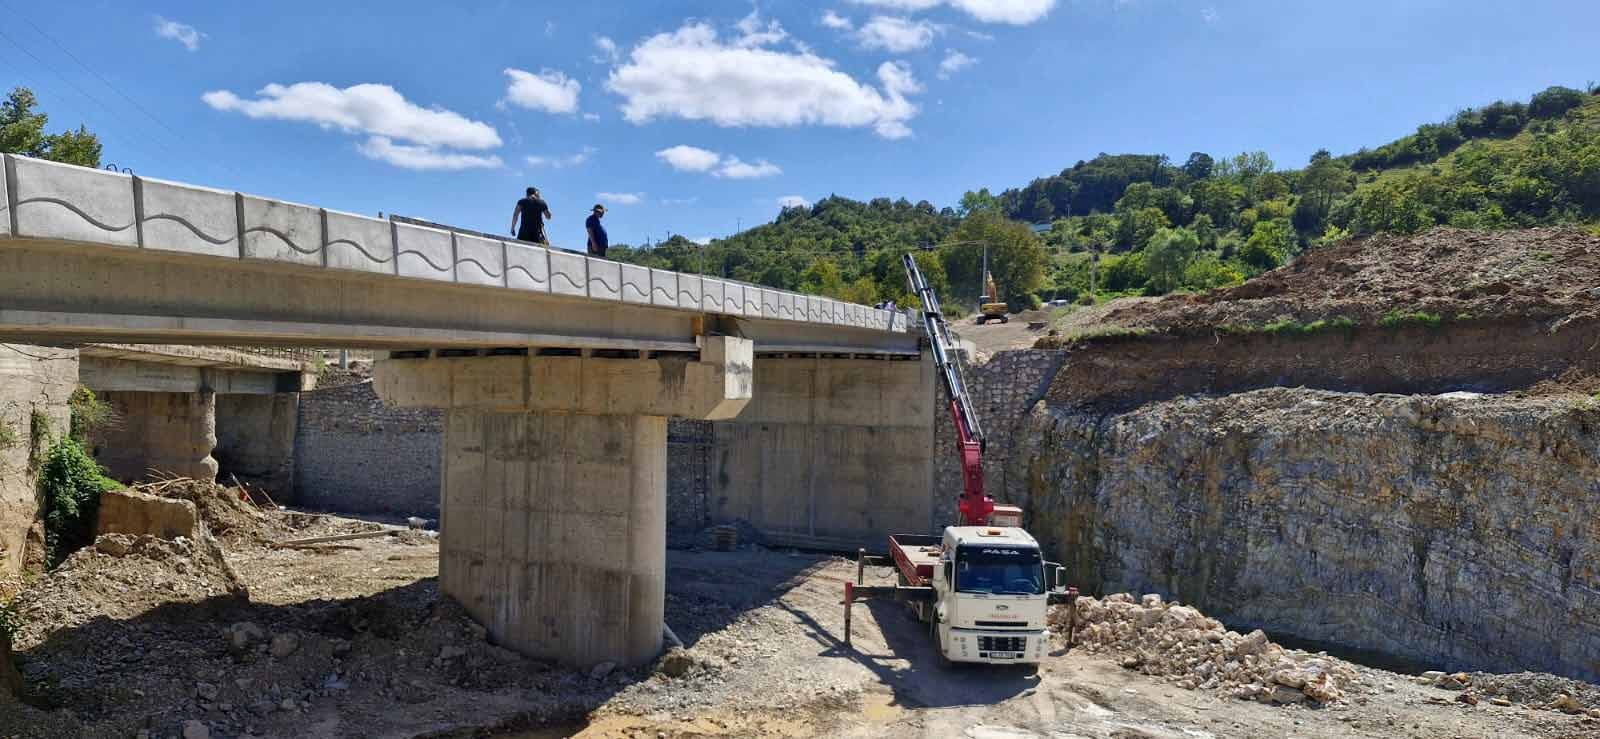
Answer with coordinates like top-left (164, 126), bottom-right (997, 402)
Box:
top-left (1, 0), bottom-right (1596, 250)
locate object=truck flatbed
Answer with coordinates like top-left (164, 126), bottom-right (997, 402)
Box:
top-left (889, 534), bottom-right (942, 587)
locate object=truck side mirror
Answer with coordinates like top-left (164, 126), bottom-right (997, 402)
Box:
top-left (1053, 566), bottom-right (1067, 592)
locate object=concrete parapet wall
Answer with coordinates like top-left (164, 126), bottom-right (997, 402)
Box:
top-left (0, 154), bottom-right (909, 335)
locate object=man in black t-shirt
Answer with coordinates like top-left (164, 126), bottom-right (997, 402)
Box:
top-left (585, 204), bottom-right (608, 258)
top-left (511, 187), bottom-right (552, 244)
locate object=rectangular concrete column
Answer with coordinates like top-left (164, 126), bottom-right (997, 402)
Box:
top-left (94, 390), bottom-right (219, 483)
top-left (442, 410), bottom-right (665, 668)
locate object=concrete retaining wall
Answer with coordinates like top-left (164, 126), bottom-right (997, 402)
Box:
top-left (215, 394), bottom-right (298, 499)
top-left (293, 381), bottom-right (442, 516)
top-left (0, 344), bottom-right (77, 577)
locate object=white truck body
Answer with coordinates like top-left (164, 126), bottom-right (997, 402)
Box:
top-left (928, 525), bottom-right (1055, 664)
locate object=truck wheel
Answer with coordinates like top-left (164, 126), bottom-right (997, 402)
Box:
top-left (999, 316), bottom-right (1010, 324)
top-left (976, 316), bottom-right (987, 325)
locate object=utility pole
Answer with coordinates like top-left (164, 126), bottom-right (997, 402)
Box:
top-left (979, 243), bottom-right (991, 305)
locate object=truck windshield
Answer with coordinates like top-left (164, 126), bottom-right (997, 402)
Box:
top-left (955, 545), bottom-right (1044, 595)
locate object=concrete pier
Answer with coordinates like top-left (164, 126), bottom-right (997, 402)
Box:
top-left (375, 337), bottom-right (752, 667)
top-left (442, 410), bottom-right (666, 666)
top-left (96, 390), bottom-right (220, 482)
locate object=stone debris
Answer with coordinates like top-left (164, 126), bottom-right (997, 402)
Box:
top-left (268, 632), bottom-right (300, 659)
top-left (1049, 594), bottom-right (1359, 705)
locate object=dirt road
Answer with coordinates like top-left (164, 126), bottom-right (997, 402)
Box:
top-left (4, 506), bottom-right (1596, 739)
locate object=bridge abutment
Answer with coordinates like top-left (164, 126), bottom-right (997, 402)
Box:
top-left (374, 337), bottom-right (752, 668)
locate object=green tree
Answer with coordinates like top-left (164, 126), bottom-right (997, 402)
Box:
top-left (1240, 219), bottom-right (1295, 270)
top-left (959, 188), bottom-right (1002, 216)
top-left (1182, 152), bottom-right (1214, 181)
top-left (0, 87), bottom-right (102, 167)
top-left (1114, 207), bottom-right (1170, 249)
top-left (942, 212), bottom-right (1047, 305)
top-left (1143, 227), bottom-right (1200, 293)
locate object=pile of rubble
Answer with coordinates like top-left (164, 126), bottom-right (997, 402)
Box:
top-left (1414, 670), bottom-right (1600, 717)
top-left (1049, 593), bottom-right (1360, 706)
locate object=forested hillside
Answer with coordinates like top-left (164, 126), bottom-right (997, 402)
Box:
top-left (617, 84), bottom-right (1600, 311)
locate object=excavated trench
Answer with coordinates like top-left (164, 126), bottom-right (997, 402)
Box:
top-left (987, 316), bottom-right (1600, 683)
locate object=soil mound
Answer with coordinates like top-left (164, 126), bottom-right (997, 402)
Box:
top-left (1097, 227), bottom-right (1600, 333)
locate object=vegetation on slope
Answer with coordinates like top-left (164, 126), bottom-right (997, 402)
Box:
top-left (615, 85), bottom-right (1600, 310)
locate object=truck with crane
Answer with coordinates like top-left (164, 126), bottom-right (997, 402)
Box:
top-left (841, 254), bottom-right (1075, 666)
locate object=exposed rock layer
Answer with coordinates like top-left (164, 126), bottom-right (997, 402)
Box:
top-left (1013, 387), bottom-right (1600, 681)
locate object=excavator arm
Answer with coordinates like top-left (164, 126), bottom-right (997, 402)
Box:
top-left (903, 253), bottom-right (995, 527)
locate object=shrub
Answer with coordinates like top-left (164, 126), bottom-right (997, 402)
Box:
top-left (38, 438), bottom-right (121, 568)
top-left (0, 421), bottom-right (17, 451)
top-left (1378, 310), bottom-right (1443, 329)
top-left (68, 387), bottom-right (115, 442)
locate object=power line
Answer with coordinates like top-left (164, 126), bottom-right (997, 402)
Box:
top-left (0, 2), bottom-right (191, 151)
top-left (0, 22), bottom-right (183, 165)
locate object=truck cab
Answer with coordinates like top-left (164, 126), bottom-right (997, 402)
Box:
top-left (929, 526), bottom-right (1061, 665)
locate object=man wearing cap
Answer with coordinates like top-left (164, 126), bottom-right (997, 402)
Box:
top-left (511, 187), bottom-right (552, 245)
top-left (585, 204), bottom-right (609, 258)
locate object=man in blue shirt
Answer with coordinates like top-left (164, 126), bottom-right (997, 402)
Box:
top-left (585, 204), bottom-right (609, 258)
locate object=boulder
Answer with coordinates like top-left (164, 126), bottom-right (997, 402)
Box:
top-left (96, 489), bottom-right (197, 541)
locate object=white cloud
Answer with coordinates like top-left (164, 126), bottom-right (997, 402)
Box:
top-left (937, 49), bottom-right (978, 78)
top-left (201, 82), bottom-right (501, 150)
top-left (593, 36), bottom-right (620, 63)
top-left (734, 9), bottom-right (789, 47)
top-left (821, 10), bottom-right (855, 30)
top-left (154, 16), bottom-right (203, 51)
top-left (582, 112), bottom-right (601, 122)
top-left (501, 68), bottom-right (581, 115)
top-left (598, 192), bottom-right (644, 205)
top-left (858, 16), bottom-right (937, 52)
top-left (655, 145), bottom-right (782, 179)
top-left (656, 145), bottom-right (722, 173)
top-left (607, 21), bottom-right (922, 139)
top-left (357, 137), bottom-right (502, 171)
top-left (662, 197), bottom-right (699, 206)
top-left (849, 0), bottom-right (1057, 25)
top-left (691, 236), bottom-right (713, 245)
top-left (1201, 7), bottom-right (1218, 24)
top-left (778, 195), bottom-right (811, 209)
top-left (716, 157), bottom-right (782, 179)
top-left (526, 146), bottom-right (596, 168)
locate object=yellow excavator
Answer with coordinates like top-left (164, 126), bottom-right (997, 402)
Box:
top-left (975, 271), bottom-right (1009, 324)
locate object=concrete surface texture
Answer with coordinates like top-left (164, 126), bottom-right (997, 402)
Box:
top-left (710, 355), bottom-right (936, 547)
top-left (215, 394), bottom-right (298, 498)
top-left (374, 337), bottom-right (754, 421)
top-left (0, 154), bottom-right (911, 351)
top-left (95, 489), bottom-right (198, 540)
top-left (292, 380), bottom-right (442, 516)
top-left (0, 344), bottom-right (78, 577)
top-left (440, 410), bottom-right (667, 668)
top-left (94, 391), bottom-right (220, 483)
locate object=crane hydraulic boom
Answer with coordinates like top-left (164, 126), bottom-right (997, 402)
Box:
top-left (903, 253), bottom-right (995, 526)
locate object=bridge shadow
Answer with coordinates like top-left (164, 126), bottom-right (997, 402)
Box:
top-left (773, 567), bottom-right (1040, 711)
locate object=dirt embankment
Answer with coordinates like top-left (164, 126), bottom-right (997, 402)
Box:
top-left (1101, 227), bottom-right (1600, 333)
top-left (1033, 228), bottom-right (1600, 409)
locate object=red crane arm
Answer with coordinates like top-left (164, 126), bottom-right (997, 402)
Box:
top-left (904, 253), bottom-right (995, 527)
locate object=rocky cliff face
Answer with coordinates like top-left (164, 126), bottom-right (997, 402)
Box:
top-left (1010, 387), bottom-right (1600, 682)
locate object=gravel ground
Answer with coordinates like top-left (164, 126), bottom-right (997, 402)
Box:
top-left (3, 495), bottom-right (1597, 738)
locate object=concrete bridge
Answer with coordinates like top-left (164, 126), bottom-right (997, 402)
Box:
top-left (0, 155), bottom-right (938, 669)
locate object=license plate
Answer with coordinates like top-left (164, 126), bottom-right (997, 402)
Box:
top-left (989, 652), bottom-right (1019, 659)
